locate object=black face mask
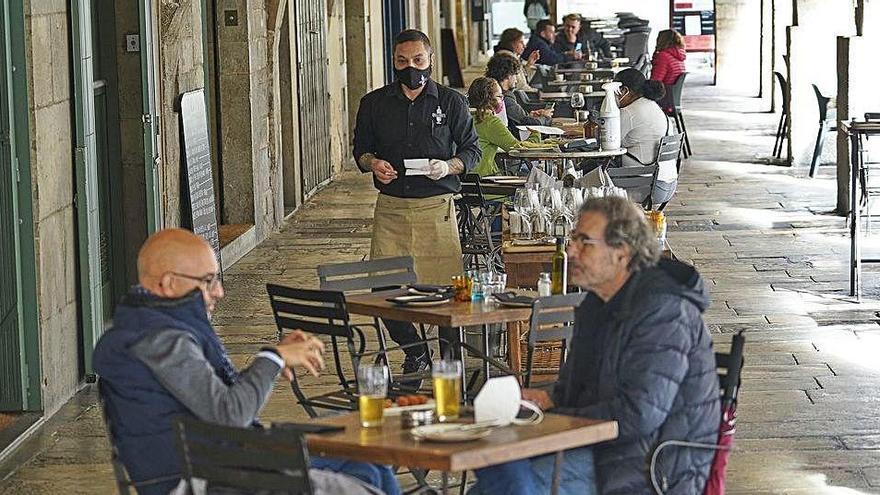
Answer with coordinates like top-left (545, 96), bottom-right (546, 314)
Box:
top-left (395, 65), bottom-right (432, 90)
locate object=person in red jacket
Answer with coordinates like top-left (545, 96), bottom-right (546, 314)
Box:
top-left (650, 29), bottom-right (686, 86)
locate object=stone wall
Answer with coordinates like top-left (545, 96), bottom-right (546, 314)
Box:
top-left (24, 1), bottom-right (79, 415)
top-left (327, 0), bottom-right (351, 173)
top-left (344, 0), bottom-right (386, 137)
top-left (158, 0), bottom-right (207, 227)
top-left (787, 0), bottom-right (855, 168)
top-left (715, 0), bottom-right (762, 95)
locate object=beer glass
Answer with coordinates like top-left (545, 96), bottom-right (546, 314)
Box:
top-left (357, 363), bottom-right (388, 427)
top-left (432, 360), bottom-right (462, 421)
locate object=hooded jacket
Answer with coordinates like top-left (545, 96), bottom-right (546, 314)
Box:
top-left (552, 258), bottom-right (719, 494)
top-left (651, 47), bottom-right (687, 86)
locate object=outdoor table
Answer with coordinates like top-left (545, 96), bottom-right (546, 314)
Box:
top-left (554, 66), bottom-right (626, 76)
top-left (538, 90), bottom-right (606, 101)
top-left (306, 411), bottom-right (619, 494)
top-left (346, 289), bottom-right (533, 397)
top-left (546, 79), bottom-right (612, 88)
top-left (843, 120), bottom-right (880, 300)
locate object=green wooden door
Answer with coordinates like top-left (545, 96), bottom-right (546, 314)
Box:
top-left (139, 0), bottom-right (161, 233)
top-left (0, 0), bottom-right (25, 410)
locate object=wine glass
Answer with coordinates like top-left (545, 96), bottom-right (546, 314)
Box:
top-left (570, 92), bottom-right (585, 124)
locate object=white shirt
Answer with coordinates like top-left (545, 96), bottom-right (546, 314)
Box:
top-left (620, 97), bottom-right (677, 183)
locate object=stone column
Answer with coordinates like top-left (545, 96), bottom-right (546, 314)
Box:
top-left (715, 0), bottom-right (762, 95)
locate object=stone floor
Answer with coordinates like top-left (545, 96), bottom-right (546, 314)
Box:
top-left (4, 78), bottom-right (880, 494)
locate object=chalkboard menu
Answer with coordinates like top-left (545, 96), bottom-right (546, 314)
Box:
top-left (179, 89), bottom-right (222, 268)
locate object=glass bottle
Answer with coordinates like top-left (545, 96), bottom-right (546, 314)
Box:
top-left (551, 237), bottom-right (568, 295)
top-left (537, 273), bottom-right (552, 297)
top-left (583, 111), bottom-right (599, 140)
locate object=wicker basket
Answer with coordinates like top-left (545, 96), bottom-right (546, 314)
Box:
top-left (518, 327), bottom-right (564, 376)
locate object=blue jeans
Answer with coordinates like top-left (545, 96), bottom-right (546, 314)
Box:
top-left (311, 457), bottom-right (400, 495)
top-left (469, 447), bottom-right (596, 495)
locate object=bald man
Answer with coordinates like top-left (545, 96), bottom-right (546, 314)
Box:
top-left (94, 229), bottom-right (399, 495)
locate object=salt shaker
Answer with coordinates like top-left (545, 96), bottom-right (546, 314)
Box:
top-left (537, 273), bottom-right (552, 297)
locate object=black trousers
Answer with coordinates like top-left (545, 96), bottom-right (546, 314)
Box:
top-left (383, 319), bottom-right (460, 360)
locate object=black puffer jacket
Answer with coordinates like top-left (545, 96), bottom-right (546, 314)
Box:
top-left (552, 259), bottom-right (719, 494)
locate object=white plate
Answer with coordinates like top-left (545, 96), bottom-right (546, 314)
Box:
top-left (410, 424), bottom-right (493, 443)
top-left (384, 401), bottom-right (435, 416)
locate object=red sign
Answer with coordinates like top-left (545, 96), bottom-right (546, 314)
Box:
top-left (684, 35), bottom-right (715, 52)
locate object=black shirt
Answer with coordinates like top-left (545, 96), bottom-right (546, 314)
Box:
top-left (353, 79), bottom-right (481, 198)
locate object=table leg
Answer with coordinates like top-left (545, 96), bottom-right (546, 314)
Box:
top-left (457, 326), bottom-right (468, 403)
top-left (851, 132), bottom-right (861, 300)
top-left (507, 322), bottom-right (523, 383)
top-left (550, 451), bottom-right (564, 495)
top-left (442, 471), bottom-right (449, 495)
top-left (482, 324), bottom-right (491, 383)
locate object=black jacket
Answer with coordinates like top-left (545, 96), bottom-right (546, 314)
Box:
top-left (522, 33), bottom-right (564, 66)
top-left (553, 259), bottom-right (720, 494)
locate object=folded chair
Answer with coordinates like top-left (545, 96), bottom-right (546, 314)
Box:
top-left (456, 174), bottom-right (503, 272)
top-left (174, 416), bottom-right (313, 494)
top-left (650, 331), bottom-right (745, 495)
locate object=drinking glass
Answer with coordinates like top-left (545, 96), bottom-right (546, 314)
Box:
top-left (452, 275), bottom-right (471, 302)
top-left (357, 364), bottom-right (388, 427)
top-left (432, 360), bottom-right (462, 421)
top-left (570, 92), bottom-right (586, 123)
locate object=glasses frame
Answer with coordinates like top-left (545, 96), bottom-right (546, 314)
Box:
top-left (568, 233), bottom-right (606, 249)
top-left (170, 271), bottom-right (222, 290)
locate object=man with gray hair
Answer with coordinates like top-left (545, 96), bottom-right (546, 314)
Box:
top-left (471, 197), bottom-right (719, 494)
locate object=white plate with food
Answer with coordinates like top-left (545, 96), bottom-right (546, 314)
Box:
top-left (410, 423), bottom-right (494, 442)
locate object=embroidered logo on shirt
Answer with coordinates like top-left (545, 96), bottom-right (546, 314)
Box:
top-left (432, 106), bottom-right (447, 126)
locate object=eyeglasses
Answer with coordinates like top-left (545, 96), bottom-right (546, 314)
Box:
top-left (569, 233), bottom-right (605, 249)
top-left (171, 271), bottom-right (222, 290)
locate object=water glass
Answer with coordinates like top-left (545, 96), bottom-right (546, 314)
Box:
top-left (357, 364), bottom-right (388, 427)
top-left (432, 360), bottom-right (462, 421)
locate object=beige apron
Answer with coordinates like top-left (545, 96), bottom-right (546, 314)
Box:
top-left (370, 194), bottom-right (464, 285)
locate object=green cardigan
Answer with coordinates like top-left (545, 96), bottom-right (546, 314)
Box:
top-left (473, 113), bottom-right (542, 177)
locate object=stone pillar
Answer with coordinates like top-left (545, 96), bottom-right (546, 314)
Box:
top-left (345, 0), bottom-right (385, 136)
top-left (715, 0), bottom-right (762, 95)
top-left (24, 0), bottom-right (80, 415)
top-left (835, 0), bottom-right (880, 213)
top-left (786, 0), bottom-right (855, 169)
top-left (327, 0), bottom-right (351, 173)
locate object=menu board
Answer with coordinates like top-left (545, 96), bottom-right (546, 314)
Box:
top-left (179, 89), bottom-right (222, 268)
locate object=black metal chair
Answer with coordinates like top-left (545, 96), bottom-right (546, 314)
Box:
top-left (174, 416), bottom-right (313, 494)
top-left (772, 71), bottom-right (790, 160)
top-left (266, 284), bottom-right (365, 417)
top-left (522, 293), bottom-right (586, 388)
top-left (809, 84), bottom-right (837, 178)
top-left (98, 380), bottom-right (182, 494)
top-left (455, 174), bottom-right (503, 272)
top-left (660, 73), bottom-right (692, 158)
top-left (607, 164), bottom-right (659, 209)
top-left (649, 331), bottom-right (746, 494)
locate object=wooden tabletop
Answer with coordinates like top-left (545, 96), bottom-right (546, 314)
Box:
top-left (555, 66), bottom-right (626, 74)
top-left (306, 412), bottom-right (618, 472)
top-left (507, 148), bottom-right (626, 159)
top-left (345, 289), bottom-right (532, 327)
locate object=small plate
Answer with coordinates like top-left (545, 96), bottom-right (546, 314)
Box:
top-left (386, 294), bottom-right (452, 307)
top-left (384, 401), bottom-right (435, 416)
top-left (495, 299), bottom-right (534, 308)
top-left (410, 424), bottom-right (492, 443)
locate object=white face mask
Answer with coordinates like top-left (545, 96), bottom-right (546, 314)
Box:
top-left (474, 376), bottom-right (543, 427)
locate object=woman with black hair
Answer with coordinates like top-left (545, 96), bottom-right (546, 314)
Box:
top-left (613, 68), bottom-right (678, 205)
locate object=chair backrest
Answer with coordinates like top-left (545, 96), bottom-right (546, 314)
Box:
top-left (318, 256), bottom-right (416, 292)
top-left (523, 293), bottom-right (586, 387)
top-left (866, 112), bottom-right (880, 122)
top-left (668, 72), bottom-right (687, 108)
top-left (266, 284), bottom-right (360, 388)
top-left (458, 173), bottom-right (489, 208)
top-left (657, 132), bottom-right (684, 166)
top-left (773, 71), bottom-right (789, 111)
top-left (174, 416), bottom-right (312, 494)
top-left (607, 164), bottom-right (658, 206)
top-left (715, 331), bottom-right (745, 407)
top-left (623, 30), bottom-right (650, 60)
top-left (812, 84), bottom-right (831, 122)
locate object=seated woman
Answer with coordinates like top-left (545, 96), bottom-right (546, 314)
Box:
top-left (613, 68), bottom-right (678, 206)
top-left (485, 53), bottom-right (552, 133)
top-left (650, 29), bottom-right (687, 86)
top-left (493, 27), bottom-right (540, 91)
top-left (467, 76), bottom-right (545, 177)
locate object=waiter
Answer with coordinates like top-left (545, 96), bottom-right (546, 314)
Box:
top-left (353, 29), bottom-right (480, 382)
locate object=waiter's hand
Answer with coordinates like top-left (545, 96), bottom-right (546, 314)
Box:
top-left (527, 50), bottom-right (540, 65)
top-left (427, 159), bottom-right (450, 180)
top-left (370, 158), bottom-right (398, 184)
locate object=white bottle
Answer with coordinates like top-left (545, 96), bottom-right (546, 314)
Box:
top-left (537, 273), bottom-right (552, 297)
top-left (598, 82), bottom-right (622, 151)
